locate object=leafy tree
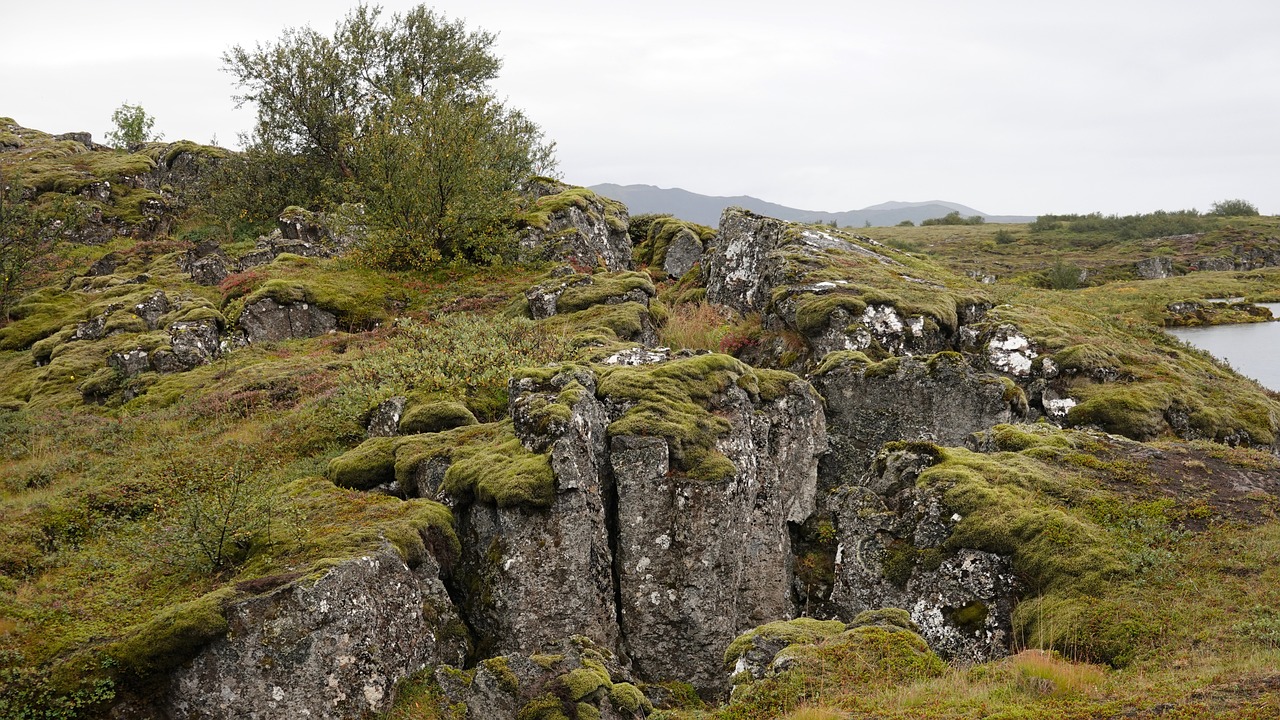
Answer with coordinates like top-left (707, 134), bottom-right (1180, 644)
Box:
top-left (354, 93), bottom-right (552, 268)
top-left (222, 3), bottom-right (555, 266)
top-left (105, 102), bottom-right (161, 148)
top-left (1208, 198), bottom-right (1260, 217)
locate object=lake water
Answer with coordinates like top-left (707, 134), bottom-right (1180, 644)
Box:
top-left (1165, 303), bottom-right (1280, 391)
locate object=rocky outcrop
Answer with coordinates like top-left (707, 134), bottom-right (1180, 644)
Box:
top-left (705, 208), bottom-right (983, 364)
top-left (152, 318), bottom-right (220, 373)
top-left (812, 351), bottom-right (1026, 484)
top-left (182, 246), bottom-right (231, 286)
top-left (389, 355), bottom-right (826, 697)
top-left (661, 227), bottom-right (703, 278)
top-left (704, 209), bottom-right (793, 313)
top-left (132, 290), bottom-right (170, 330)
top-left (1135, 256), bottom-right (1174, 279)
top-left (829, 448), bottom-right (1018, 663)
top-left (237, 298), bottom-right (338, 344)
top-left (448, 369), bottom-right (618, 658)
top-left (108, 349), bottom-right (151, 377)
top-left (160, 546), bottom-right (467, 719)
top-left (520, 186), bottom-right (633, 271)
top-left (435, 636), bottom-right (652, 720)
top-left (611, 369), bottom-right (824, 694)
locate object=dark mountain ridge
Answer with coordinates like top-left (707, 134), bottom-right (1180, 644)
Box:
top-left (589, 182), bottom-right (1035, 227)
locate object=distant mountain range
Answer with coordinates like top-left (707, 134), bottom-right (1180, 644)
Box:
top-left (588, 183), bottom-right (1035, 228)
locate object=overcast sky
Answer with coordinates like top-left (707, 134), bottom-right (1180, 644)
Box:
top-left (4, 1), bottom-right (1278, 215)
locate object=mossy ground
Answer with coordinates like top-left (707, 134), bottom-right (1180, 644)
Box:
top-left (6, 119), bottom-right (1280, 719)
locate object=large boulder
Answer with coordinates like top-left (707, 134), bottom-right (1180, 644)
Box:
top-left (151, 318), bottom-right (221, 373)
top-left (238, 297), bottom-right (338, 344)
top-left (451, 368), bottom-right (620, 657)
top-left (610, 364), bottom-right (825, 695)
top-left (157, 545), bottom-right (467, 719)
top-left (519, 185), bottom-right (633, 271)
top-left (812, 351), bottom-right (1027, 484)
top-left (388, 355), bottom-right (827, 697)
top-left (828, 448), bottom-right (1018, 663)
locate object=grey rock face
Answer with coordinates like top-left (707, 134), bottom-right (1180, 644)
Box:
top-left (187, 253), bottom-right (230, 286)
top-left (72, 310), bottom-right (112, 341)
top-left (238, 298), bottom-right (337, 344)
top-left (398, 360), bottom-right (826, 698)
top-left (162, 546), bottom-right (467, 719)
top-left (108, 349), bottom-right (151, 377)
top-left (366, 396), bottom-right (407, 438)
top-left (661, 227), bottom-right (703, 279)
top-left (1135, 256), bottom-right (1174, 280)
top-left (164, 319), bottom-right (221, 371)
top-left (132, 290), bottom-right (170, 329)
top-left (87, 252), bottom-right (122, 276)
top-left (524, 276), bottom-right (592, 320)
top-left (704, 208), bottom-right (791, 313)
top-left (519, 193), bottom-right (633, 271)
top-left (813, 352), bottom-right (1024, 485)
top-left (278, 207), bottom-right (327, 243)
top-left (455, 370), bottom-right (619, 657)
top-left (829, 451), bottom-right (1017, 663)
top-left (612, 374), bottom-right (825, 695)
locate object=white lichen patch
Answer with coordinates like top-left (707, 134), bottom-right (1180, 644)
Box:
top-left (987, 328), bottom-right (1035, 377)
top-left (861, 304), bottom-right (904, 335)
top-left (604, 347), bottom-right (670, 366)
top-left (1045, 398), bottom-right (1077, 418)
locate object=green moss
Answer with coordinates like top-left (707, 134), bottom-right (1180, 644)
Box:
top-left (921, 447), bottom-right (1127, 596)
top-left (524, 186), bottom-right (628, 234)
top-left (226, 257), bottom-right (406, 330)
top-left (399, 400), bottom-right (478, 435)
top-left (599, 354), bottom-right (759, 482)
top-left (811, 349), bottom-right (873, 376)
top-left (608, 682), bottom-right (652, 714)
top-left (1066, 384), bottom-right (1172, 441)
top-left (555, 271), bottom-right (655, 314)
top-left (517, 695), bottom-right (571, 720)
top-left (724, 617), bottom-right (847, 666)
top-left (544, 301), bottom-right (653, 343)
top-left (326, 435), bottom-right (399, 489)
top-left (1053, 344), bottom-right (1122, 375)
top-left (948, 601), bottom-right (990, 632)
top-left (793, 292), bottom-right (868, 334)
top-left (851, 607), bottom-right (919, 633)
top-left (557, 664), bottom-right (612, 701)
top-left (633, 216), bottom-right (714, 268)
top-left (531, 653), bottom-right (566, 670)
top-left (106, 586), bottom-right (235, 678)
top-left (441, 434), bottom-right (555, 508)
top-left (479, 656), bottom-right (520, 694)
top-left (727, 625), bottom-right (946, 715)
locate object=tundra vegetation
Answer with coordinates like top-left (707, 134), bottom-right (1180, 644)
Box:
top-left (3, 7), bottom-right (1280, 720)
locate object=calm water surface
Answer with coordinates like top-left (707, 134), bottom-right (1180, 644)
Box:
top-left (1165, 303), bottom-right (1280, 391)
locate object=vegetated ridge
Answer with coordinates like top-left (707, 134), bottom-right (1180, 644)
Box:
top-left (3, 40), bottom-right (1280, 720)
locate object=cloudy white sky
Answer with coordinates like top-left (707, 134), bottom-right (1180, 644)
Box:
top-left (4, 1), bottom-right (1278, 215)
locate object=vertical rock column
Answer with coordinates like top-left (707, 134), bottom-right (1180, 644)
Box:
top-left (610, 376), bottom-right (825, 696)
top-left (454, 369), bottom-right (620, 657)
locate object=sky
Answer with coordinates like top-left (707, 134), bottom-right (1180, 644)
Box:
top-left (3, 1), bottom-right (1278, 216)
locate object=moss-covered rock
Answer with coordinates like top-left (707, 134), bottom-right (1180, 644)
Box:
top-left (399, 400), bottom-right (478, 435)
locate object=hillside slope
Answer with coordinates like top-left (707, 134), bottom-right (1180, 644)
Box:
top-left (1, 120), bottom-right (1278, 719)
